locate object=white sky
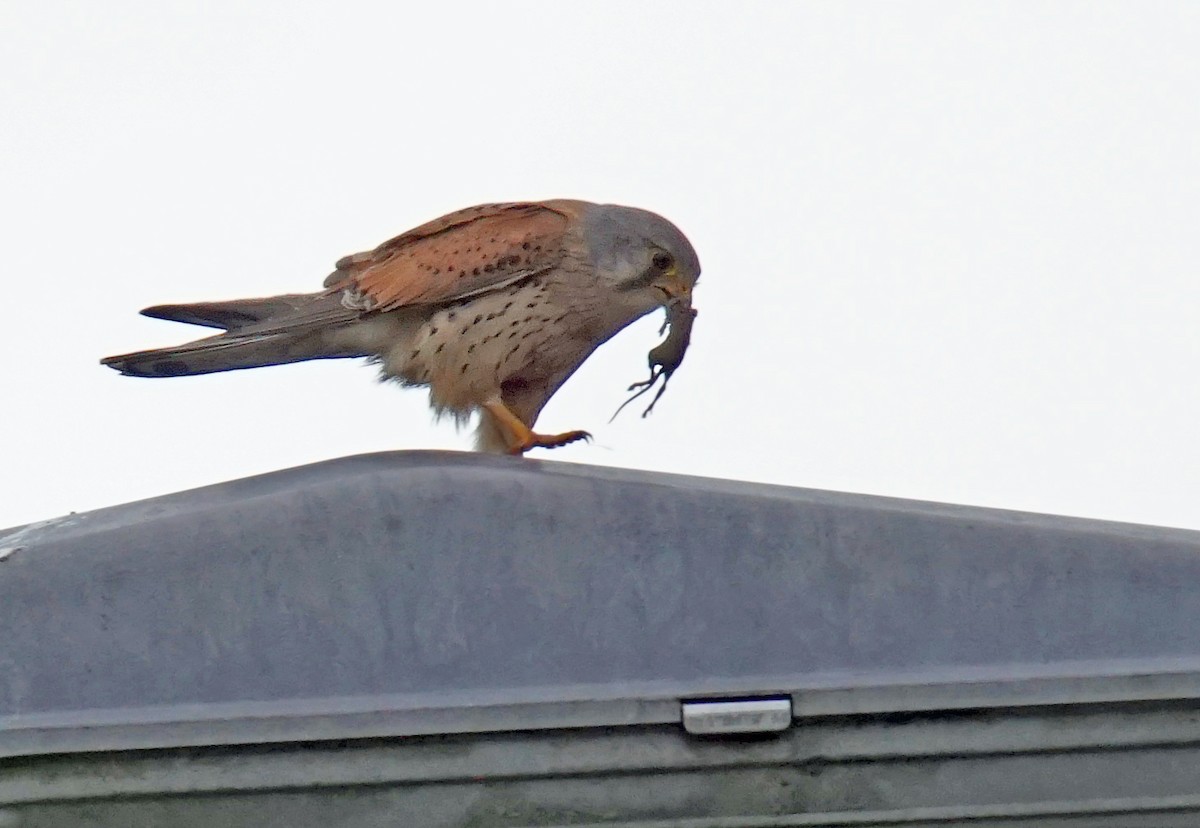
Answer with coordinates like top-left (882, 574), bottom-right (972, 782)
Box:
top-left (2, 2), bottom-right (1197, 532)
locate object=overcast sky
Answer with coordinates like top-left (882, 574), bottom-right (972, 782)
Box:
top-left (2, 2), bottom-right (1197, 532)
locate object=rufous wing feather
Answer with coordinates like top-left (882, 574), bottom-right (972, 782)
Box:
top-left (322, 202), bottom-right (575, 310)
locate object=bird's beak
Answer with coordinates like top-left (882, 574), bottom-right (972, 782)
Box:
top-left (654, 269), bottom-right (693, 308)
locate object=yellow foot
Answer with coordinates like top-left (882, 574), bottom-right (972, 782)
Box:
top-left (482, 398), bottom-right (591, 456)
top-left (508, 429), bottom-right (592, 455)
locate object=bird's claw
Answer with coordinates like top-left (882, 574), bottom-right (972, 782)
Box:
top-left (510, 429), bottom-right (592, 454)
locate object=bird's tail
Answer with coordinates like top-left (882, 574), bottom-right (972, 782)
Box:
top-left (101, 293), bottom-right (364, 378)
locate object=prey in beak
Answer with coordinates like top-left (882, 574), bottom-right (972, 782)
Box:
top-left (611, 291), bottom-right (698, 422)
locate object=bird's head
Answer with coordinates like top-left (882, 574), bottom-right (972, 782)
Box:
top-left (582, 203), bottom-right (701, 316)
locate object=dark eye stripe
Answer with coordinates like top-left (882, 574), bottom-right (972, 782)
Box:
top-left (618, 264), bottom-right (662, 291)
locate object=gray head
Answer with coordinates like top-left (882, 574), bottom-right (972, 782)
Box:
top-left (581, 203), bottom-right (701, 311)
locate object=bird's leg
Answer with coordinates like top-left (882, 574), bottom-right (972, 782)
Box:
top-left (482, 398), bottom-right (591, 455)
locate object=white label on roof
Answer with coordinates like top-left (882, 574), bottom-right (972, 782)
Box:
top-left (682, 697), bottom-right (793, 734)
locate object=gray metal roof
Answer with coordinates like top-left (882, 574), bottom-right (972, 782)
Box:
top-left (3, 451), bottom-right (1200, 758)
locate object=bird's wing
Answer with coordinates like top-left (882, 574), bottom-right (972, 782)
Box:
top-left (323, 202), bottom-right (576, 311)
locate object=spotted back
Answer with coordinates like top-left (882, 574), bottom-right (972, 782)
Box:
top-left (323, 202), bottom-right (575, 311)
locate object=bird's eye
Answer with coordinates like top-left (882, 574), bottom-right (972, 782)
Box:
top-left (652, 252), bottom-right (673, 271)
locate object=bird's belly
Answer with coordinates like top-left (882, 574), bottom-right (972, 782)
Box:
top-left (380, 279), bottom-right (577, 415)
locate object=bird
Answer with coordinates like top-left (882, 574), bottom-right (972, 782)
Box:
top-left (101, 200), bottom-right (701, 454)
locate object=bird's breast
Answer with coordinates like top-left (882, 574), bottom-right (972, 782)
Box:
top-left (375, 278), bottom-right (570, 411)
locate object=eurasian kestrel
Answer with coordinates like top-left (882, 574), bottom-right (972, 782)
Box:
top-left (101, 200), bottom-right (701, 454)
